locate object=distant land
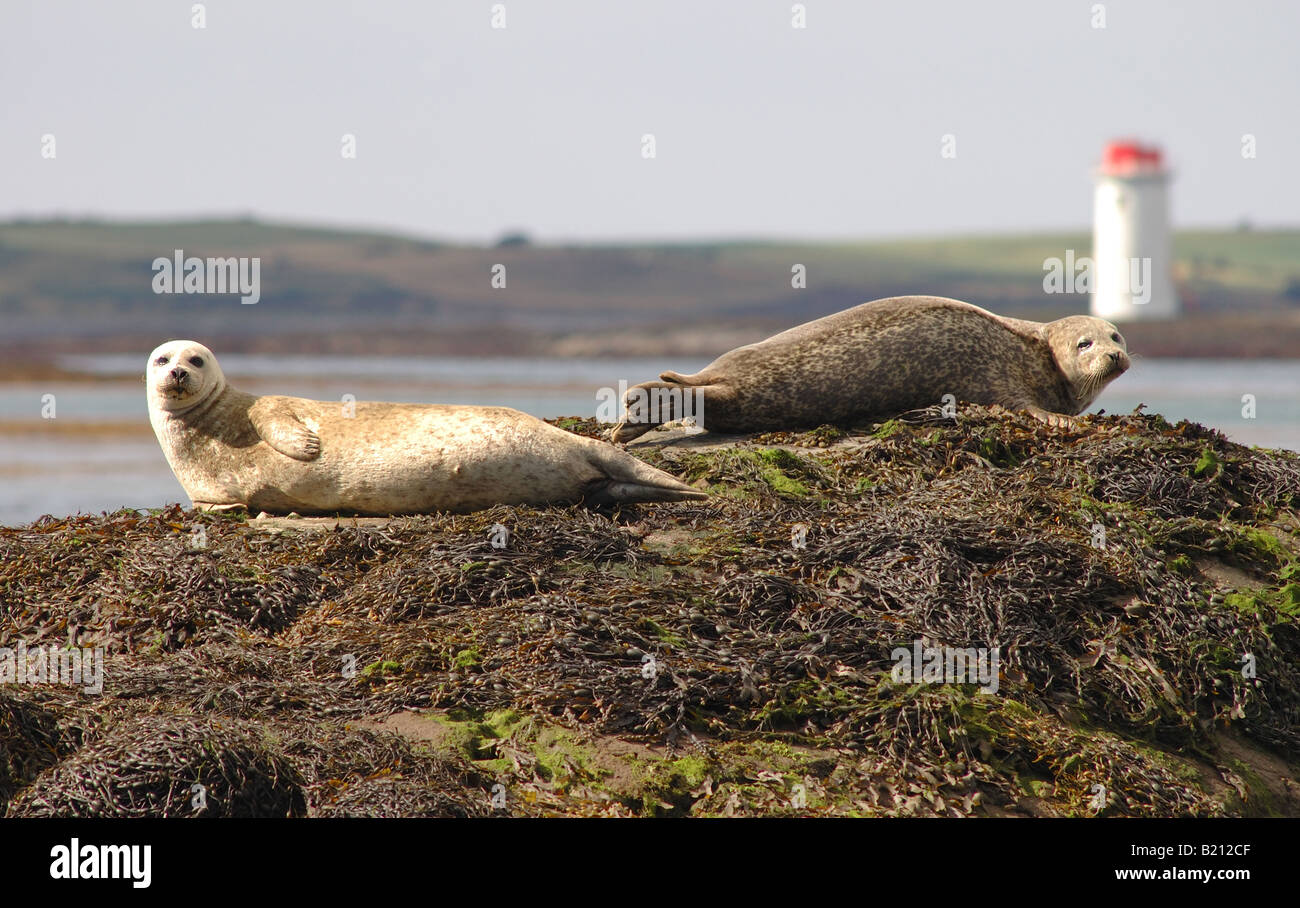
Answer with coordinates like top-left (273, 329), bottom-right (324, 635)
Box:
top-left (2, 219), bottom-right (1299, 372)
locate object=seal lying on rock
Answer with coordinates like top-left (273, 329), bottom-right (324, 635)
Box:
top-left (147, 340), bottom-right (706, 515)
top-left (612, 296), bottom-right (1130, 442)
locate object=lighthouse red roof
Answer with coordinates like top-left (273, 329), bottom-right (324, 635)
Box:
top-left (1101, 141), bottom-right (1165, 175)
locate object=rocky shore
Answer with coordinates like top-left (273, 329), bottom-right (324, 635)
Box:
top-left (2, 407), bottom-right (1298, 817)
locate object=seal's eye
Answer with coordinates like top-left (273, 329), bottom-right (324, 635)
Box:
top-left (1111, 333), bottom-right (1121, 343)
top-left (154, 355), bottom-right (170, 365)
top-left (1077, 339), bottom-right (1093, 350)
top-left (189, 356), bottom-right (205, 368)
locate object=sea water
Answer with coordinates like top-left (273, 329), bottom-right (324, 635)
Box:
top-left (0, 356), bottom-right (1294, 526)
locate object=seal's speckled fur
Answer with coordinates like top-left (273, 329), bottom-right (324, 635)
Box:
top-left (612, 296), bottom-right (1129, 441)
top-left (147, 340), bottom-right (705, 515)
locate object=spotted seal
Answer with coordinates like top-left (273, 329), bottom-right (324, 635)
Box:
top-left (147, 340), bottom-right (705, 514)
top-left (611, 296), bottom-right (1129, 441)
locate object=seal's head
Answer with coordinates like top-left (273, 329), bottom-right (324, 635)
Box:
top-left (147, 340), bottom-right (225, 415)
top-left (1042, 316), bottom-right (1130, 412)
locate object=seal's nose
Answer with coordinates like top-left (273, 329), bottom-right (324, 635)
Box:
top-left (1108, 352), bottom-right (1121, 365)
top-left (170, 367), bottom-right (187, 380)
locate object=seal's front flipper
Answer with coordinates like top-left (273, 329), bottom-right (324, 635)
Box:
top-left (609, 420), bottom-right (653, 444)
top-left (193, 501), bottom-right (249, 513)
top-left (1023, 404), bottom-right (1081, 430)
top-left (249, 398), bottom-right (322, 461)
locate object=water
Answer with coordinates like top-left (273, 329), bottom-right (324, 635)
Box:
top-left (2, 355), bottom-right (707, 422)
top-left (1088, 358), bottom-right (1300, 449)
top-left (0, 356), bottom-right (1294, 525)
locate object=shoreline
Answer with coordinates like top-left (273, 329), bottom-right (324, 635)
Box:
top-left (4, 310), bottom-right (1300, 371)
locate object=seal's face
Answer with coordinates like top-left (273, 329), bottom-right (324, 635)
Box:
top-left (1045, 316), bottom-right (1130, 409)
top-left (146, 340), bottom-right (225, 414)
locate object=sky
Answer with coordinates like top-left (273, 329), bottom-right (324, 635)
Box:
top-left (2, 0), bottom-right (1296, 243)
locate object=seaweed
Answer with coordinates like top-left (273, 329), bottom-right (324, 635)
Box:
top-left (1, 407), bottom-right (1297, 816)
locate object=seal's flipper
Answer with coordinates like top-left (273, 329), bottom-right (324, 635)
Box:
top-left (584, 480), bottom-right (708, 506)
top-left (659, 370), bottom-right (698, 384)
top-left (609, 420), bottom-right (653, 444)
top-left (1023, 404), bottom-right (1081, 429)
top-left (583, 446), bottom-right (707, 505)
top-left (192, 501), bottom-right (249, 513)
top-left (248, 398), bottom-right (322, 461)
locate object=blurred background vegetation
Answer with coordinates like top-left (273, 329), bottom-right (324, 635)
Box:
top-left (3, 219), bottom-right (1299, 370)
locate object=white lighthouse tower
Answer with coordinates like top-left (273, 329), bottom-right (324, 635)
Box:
top-left (1090, 140), bottom-right (1179, 321)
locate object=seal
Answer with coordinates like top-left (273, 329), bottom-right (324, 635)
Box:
top-left (146, 340), bottom-right (706, 515)
top-left (611, 296), bottom-right (1129, 441)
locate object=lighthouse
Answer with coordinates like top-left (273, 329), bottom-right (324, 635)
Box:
top-left (1090, 140), bottom-right (1179, 321)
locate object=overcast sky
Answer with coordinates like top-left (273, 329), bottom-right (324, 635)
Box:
top-left (3, 0), bottom-right (1296, 242)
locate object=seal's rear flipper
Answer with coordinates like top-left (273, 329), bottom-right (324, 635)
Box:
top-left (659, 370), bottom-right (699, 384)
top-left (583, 447), bottom-right (707, 505)
top-left (584, 480), bottom-right (708, 506)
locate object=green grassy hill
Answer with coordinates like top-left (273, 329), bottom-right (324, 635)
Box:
top-left (1, 219), bottom-right (1297, 358)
